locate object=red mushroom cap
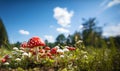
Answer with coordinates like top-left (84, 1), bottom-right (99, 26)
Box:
top-left (4, 55), bottom-right (9, 59)
top-left (67, 47), bottom-right (76, 51)
top-left (50, 48), bottom-right (57, 54)
top-left (27, 36), bottom-right (45, 48)
top-left (44, 46), bottom-right (50, 50)
top-left (1, 58), bottom-right (6, 63)
top-left (20, 42), bottom-right (27, 48)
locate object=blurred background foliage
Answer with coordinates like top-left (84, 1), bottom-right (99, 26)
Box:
top-left (0, 17), bottom-right (120, 49)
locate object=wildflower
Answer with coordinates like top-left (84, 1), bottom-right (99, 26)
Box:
top-left (12, 51), bottom-right (17, 55)
top-left (15, 58), bottom-right (21, 61)
top-left (3, 62), bottom-right (9, 65)
top-left (81, 50), bottom-right (87, 54)
top-left (13, 47), bottom-right (19, 51)
top-left (19, 50), bottom-right (24, 53)
top-left (22, 52), bottom-right (29, 56)
top-left (20, 47), bottom-right (24, 50)
top-left (83, 55), bottom-right (88, 59)
top-left (76, 40), bottom-right (83, 44)
top-left (65, 46), bottom-right (69, 48)
top-left (28, 52), bottom-right (32, 57)
top-left (60, 55), bottom-right (64, 58)
top-left (63, 48), bottom-right (69, 52)
top-left (55, 46), bottom-right (60, 49)
top-left (57, 49), bottom-right (64, 54)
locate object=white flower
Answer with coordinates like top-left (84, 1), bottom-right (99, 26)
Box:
top-left (22, 52), bottom-right (29, 56)
top-left (65, 46), bottom-right (69, 48)
top-left (8, 55), bottom-right (12, 58)
top-left (83, 55), bottom-right (88, 59)
top-left (20, 47), bottom-right (24, 50)
top-left (28, 52), bottom-right (32, 58)
top-left (63, 48), bottom-right (69, 52)
top-left (81, 50), bottom-right (87, 54)
top-left (55, 46), bottom-right (60, 49)
top-left (77, 40), bottom-right (83, 43)
top-left (60, 55), bottom-right (64, 58)
top-left (19, 50), bottom-right (24, 53)
top-left (12, 51), bottom-right (17, 55)
top-left (15, 58), bottom-right (21, 61)
top-left (13, 47), bottom-right (19, 51)
top-left (4, 62), bottom-right (9, 65)
top-left (57, 49), bottom-right (64, 53)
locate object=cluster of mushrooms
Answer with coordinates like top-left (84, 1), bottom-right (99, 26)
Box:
top-left (19, 36), bottom-right (76, 61)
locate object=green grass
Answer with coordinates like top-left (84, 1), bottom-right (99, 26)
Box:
top-left (0, 46), bottom-right (120, 71)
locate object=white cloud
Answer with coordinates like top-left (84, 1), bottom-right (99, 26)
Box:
top-left (97, 0), bottom-right (120, 16)
top-left (53, 7), bottom-right (74, 27)
top-left (19, 30), bottom-right (30, 35)
top-left (79, 25), bottom-right (84, 30)
top-left (100, 0), bottom-right (109, 7)
top-left (107, 0), bottom-right (120, 8)
top-left (44, 35), bottom-right (55, 43)
top-left (102, 24), bottom-right (120, 37)
top-left (56, 27), bottom-right (70, 34)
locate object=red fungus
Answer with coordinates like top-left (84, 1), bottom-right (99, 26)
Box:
top-left (20, 42), bottom-right (27, 48)
top-left (44, 46), bottom-right (50, 51)
top-left (27, 36), bottom-right (45, 48)
top-left (50, 48), bottom-right (57, 55)
top-left (27, 36), bottom-right (45, 61)
top-left (1, 58), bottom-right (6, 63)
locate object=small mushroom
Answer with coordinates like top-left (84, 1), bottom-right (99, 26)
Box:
top-left (67, 47), bottom-right (76, 51)
top-left (50, 48), bottom-right (57, 55)
top-left (44, 46), bottom-right (50, 52)
top-left (20, 42), bottom-right (27, 48)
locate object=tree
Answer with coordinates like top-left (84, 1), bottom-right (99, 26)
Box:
top-left (66, 34), bottom-right (72, 46)
top-left (45, 39), bottom-right (55, 47)
top-left (72, 31), bottom-right (82, 45)
top-left (113, 36), bottom-right (120, 48)
top-left (55, 34), bottom-right (66, 45)
top-left (82, 18), bottom-right (102, 47)
top-left (0, 18), bottom-right (9, 48)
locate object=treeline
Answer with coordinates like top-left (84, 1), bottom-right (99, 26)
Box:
top-left (46, 18), bottom-right (120, 48)
top-left (0, 18), bottom-right (120, 49)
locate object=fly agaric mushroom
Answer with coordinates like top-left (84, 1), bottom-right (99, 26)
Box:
top-left (20, 42), bottom-right (28, 52)
top-left (50, 48), bottom-right (57, 55)
top-left (1, 58), bottom-right (6, 63)
top-left (20, 42), bottom-right (27, 48)
top-left (27, 36), bottom-right (45, 61)
top-left (67, 47), bottom-right (76, 51)
top-left (44, 46), bottom-right (50, 52)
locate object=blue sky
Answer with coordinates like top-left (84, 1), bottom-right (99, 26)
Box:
top-left (0, 0), bottom-right (120, 43)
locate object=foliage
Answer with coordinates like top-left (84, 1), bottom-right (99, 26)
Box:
top-left (0, 19), bottom-right (10, 49)
top-left (0, 41), bottom-right (120, 71)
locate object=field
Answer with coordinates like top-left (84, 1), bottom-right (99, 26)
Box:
top-left (0, 43), bottom-right (120, 71)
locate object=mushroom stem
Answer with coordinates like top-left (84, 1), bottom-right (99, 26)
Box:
top-left (36, 47), bottom-right (39, 61)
